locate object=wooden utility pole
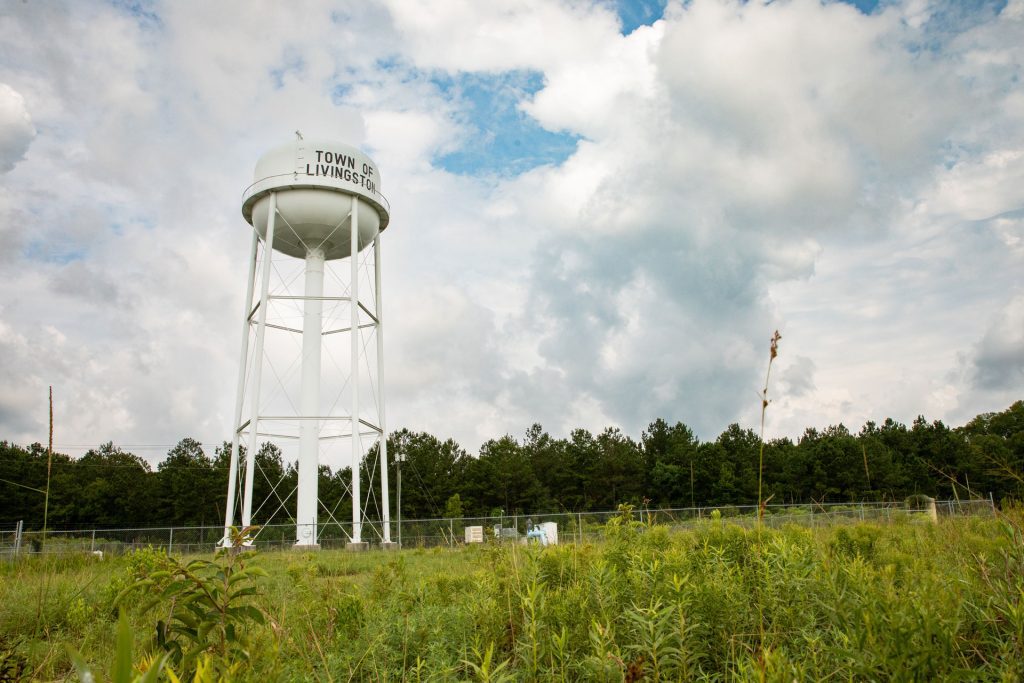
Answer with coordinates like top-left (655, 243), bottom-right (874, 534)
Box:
top-left (690, 460), bottom-right (695, 509)
top-left (396, 452), bottom-right (404, 547)
top-left (862, 444), bottom-right (871, 489)
top-left (43, 386), bottom-right (53, 544)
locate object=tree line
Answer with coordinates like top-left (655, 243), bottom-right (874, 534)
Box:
top-left (1, 401), bottom-right (1021, 529)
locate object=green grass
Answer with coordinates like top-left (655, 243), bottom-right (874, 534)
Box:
top-left (2, 511), bottom-right (1022, 681)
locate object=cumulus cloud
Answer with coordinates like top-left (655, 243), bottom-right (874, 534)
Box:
top-left (482, 0), bottom-right (1006, 439)
top-left (778, 356), bottom-right (817, 399)
top-left (969, 297), bottom-right (1024, 390)
top-left (382, 0), bottom-right (621, 73)
top-left (0, 83), bottom-right (35, 173)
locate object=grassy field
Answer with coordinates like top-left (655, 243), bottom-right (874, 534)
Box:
top-left (1, 510), bottom-right (1022, 682)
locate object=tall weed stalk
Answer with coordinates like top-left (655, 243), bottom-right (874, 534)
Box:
top-left (755, 330), bottom-right (781, 680)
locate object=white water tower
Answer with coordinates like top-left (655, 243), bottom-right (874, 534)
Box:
top-left (222, 137), bottom-right (393, 550)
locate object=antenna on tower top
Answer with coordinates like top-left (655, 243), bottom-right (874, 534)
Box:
top-left (295, 130), bottom-right (303, 140)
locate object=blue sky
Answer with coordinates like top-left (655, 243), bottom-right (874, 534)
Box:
top-left (432, 70), bottom-right (581, 176)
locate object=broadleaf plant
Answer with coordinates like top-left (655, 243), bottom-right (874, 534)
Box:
top-left (114, 526), bottom-right (267, 675)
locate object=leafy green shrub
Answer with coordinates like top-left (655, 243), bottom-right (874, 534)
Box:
top-left (536, 545), bottom-right (577, 589)
top-left (286, 559), bottom-right (320, 585)
top-left (100, 546), bottom-right (168, 616)
top-left (604, 503), bottom-right (644, 540)
top-left (828, 525), bottom-right (881, 560)
top-left (331, 592), bottom-right (365, 638)
top-left (371, 555), bottom-right (409, 599)
top-left (65, 596), bottom-right (91, 631)
top-left (695, 522), bottom-right (755, 566)
top-left (621, 597), bottom-right (697, 680)
top-left (423, 571), bottom-right (478, 604)
top-left (635, 524), bottom-right (673, 555)
top-left (114, 530), bottom-right (267, 676)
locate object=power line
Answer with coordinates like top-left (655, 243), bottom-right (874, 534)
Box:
top-left (0, 464), bottom-right (228, 472)
top-left (52, 443), bottom-right (225, 450)
top-left (0, 476), bottom-right (46, 493)
top-left (29, 462), bottom-right (229, 470)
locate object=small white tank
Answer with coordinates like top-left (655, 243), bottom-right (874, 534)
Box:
top-left (241, 139), bottom-right (390, 260)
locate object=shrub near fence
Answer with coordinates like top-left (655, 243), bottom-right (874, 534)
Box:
top-left (4, 498), bottom-right (996, 557)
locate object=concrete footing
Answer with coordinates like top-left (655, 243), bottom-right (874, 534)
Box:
top-left (293, 544), bottom-right (321, 551)
top-left (346, 541), bottom-right (369, 552)
top-left (379, 542), bottom-right (400, 551)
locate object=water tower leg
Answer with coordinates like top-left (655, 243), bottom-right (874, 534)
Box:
top-left (348, 197), bottom-right (367, 551)
top-left (296, 248), bottom-right (324, 548)
top-left (375, 234), bottom-right (395, 548)
top-left (222, 230), bottom-right (259, 547)
top-left (242, 193), bottom-right (277, 535)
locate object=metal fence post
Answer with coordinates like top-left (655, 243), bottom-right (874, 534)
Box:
top-left (15, 520), bottom-right (22, 557)
top-left (449, 518), bottom-right (453, 548)
top-left (989, 491), bottom-right (995, 514)
top-left (168, 528), bottom-right (173, 555)
top-left (578, 512), bottom-right (582, 544)
top-left (90, 529), bottom-right (96, 553)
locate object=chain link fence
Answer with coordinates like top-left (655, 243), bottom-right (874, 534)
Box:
top-left (0, 521), bottom-right (22, 560)
top-left (3, 497), bottom-right (996, 558)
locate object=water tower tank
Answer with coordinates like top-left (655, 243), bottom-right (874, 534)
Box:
top-left (241, 139), bottom-right (390, 260)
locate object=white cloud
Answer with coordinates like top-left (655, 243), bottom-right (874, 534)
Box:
top-left (778, 355), bottom-right (817, 399)
top-left (968, 295), bottom-right (1024, 391)
top-left (381, 0), bottom-right (621, 73)
top-left (931, 150), bottom-right (1024, 220)
top-left (0, 83), bottom-right (34, 173)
